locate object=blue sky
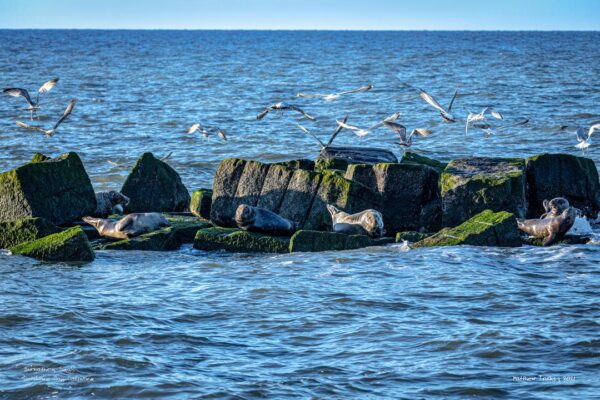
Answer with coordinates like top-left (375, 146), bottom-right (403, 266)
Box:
top-left (0, 0), bottom-right (598, 30)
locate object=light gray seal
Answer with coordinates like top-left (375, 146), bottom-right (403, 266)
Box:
top-left (234, 204), bottom-right (297, 235)
top-left (540, 197), bottom-right (570, 219)
top-left (92, 190), bottom-right (130, 217)
top-left (83, 213), bottom-right (170, 240)
top-left (327, 204), bottom-right (385, 238)
top-left (517, 207), bottom-right (577, 246)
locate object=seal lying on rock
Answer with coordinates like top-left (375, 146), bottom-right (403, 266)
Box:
top-left (517, 207), bottom-right (577, 246)
top-left (83, 213), bottom-right (170, 240)
top-left (540, 197), bottom-right (570, 219)
top-left (92, 191), bottom-right (130, 217)
top-left (327, 205), bottom-right (384, 238)
top-left (235, 204), bottom-right (297, 235)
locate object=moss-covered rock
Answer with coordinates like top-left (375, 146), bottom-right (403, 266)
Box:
top-left (315, 157), bottom-right (350, 172)
top-left (10, 226), bottom-right (95, 262)
top-left (210, 158), bottom-right (248, 227)
top-left (95, 217), bottom-right (210, 251)
top-left (256, 164), bottom-right (295, 213)
top-left (0, 218), bottom-right (62, 248)
top-left (441, 157), bottom-right (526, 227)
top-left (0, 152), bottom-right (96, 224)
top-left (396, 231), bottom-right (430, 243)
top-left (190, 188), bottom-right (212, 219)
top-left (278, 169), bottom-right (322, 228)
top-left (30, 153), bottom-right (51, 163)
top-left (318, 146), bottom-right (398, 166)
top-left (274, 159), bottom-right (315, 170)
top-left (344, 164), bottom-right (377, 191)
top-left (193, 227), bottom-right (290, 253)
top-left (121, 153), bottom-right (190, 213)
top-left (413, 210), bottom-right (521, 248)
top-left (400, 152), bottom-right (447, 174)
top-left (289, 230), bottom-right (394, 252)
top-left (525, 153), bottom-right (600, 218)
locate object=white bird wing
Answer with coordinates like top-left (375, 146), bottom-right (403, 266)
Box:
top-left (15, 120), bottom-right (48, 133)
top-left (326, 115), bottom-right (348, 147)
top-left (3, 88), bottom-right (34, 107)
top-left (419, 89), bottom-right (447, 113)
top-left (383, 121), bottom-right (407, 142)
top-left (337, 84), bottom-right (373, 96)
top-left (187, 123), bottom-right (200, 134)
top-left (490, 110), bottom-right (503, 120)
top-left (288, 105), bottom-right (315, 120)
top-left (447, 88), bottom-right (459, 111)
top-left (37, 78), bottom-right (59, 104)
top-left (369, 111), bottom-right (401, 130)
top-left (413, 128), bottom-right (433, 137)
top-left (297, 124), bottom-right (325, 148)
top-left (52, 99), bottom-right (76, 131)
top-left (336, 120), bottom-right (362, 132)
top-left (296, 92), bottom-right (327, 99)
top-left (588, 123), bottom-right (600, 137)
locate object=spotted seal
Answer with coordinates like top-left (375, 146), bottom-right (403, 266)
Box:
top-left (83, 213), bottom-right (170, 240)
top-left (517, 207), bottom-right (578, 246)
top-left (234, 204), bottom-right (297, 235)
top-left (540, 197), bottom-right (570, 219)
top-left (92, 191), bottom-right (130, 217)
top-left (327, 204), bottom-right (385, 238)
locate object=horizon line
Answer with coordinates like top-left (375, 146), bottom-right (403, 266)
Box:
top-left (0, 28), bottom-right (599, 32)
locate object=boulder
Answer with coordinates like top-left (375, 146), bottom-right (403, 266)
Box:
top-left (278, 169), bottom-right (322, 228)
top-left (274, 159), bottom-right (315, 170)
top-left (10, 226), bottom-right (95, 262)
top-left (525, 153), bottom-right (600, 218)
top-left (400, 152), bottom-right (447, 174)
top-left (317, 146), bottom-right (398, 168)
top-left (396, 231), bottom-right (430, 243)
top-left (413, 210), bottom-right (522, 248)
top-left (0, 218), bottom-right (62, 249)
top-left (303, 170), bottom-right (382, 231)
top-left (121, 153), bottom-right (190, 213)
top-left (193, 227), bottom-right (290, 253)
top-left (0, 152), bottom-right (96, 224)
top-left (190, 188), bottom-right (212, 219)
top-left (256, 165), bottom-right (295, 212)
top-left (289, 230), bottom-right (394, 253)
top-left (210, 158), bottom-right (247, 226)
top-left (315, 157), bottom-right (350, 172)
top-left (344, 164), bottom-right (376, 191)
top-left (441, 157), bottom-right (526, 227)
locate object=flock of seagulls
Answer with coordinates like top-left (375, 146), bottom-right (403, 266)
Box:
top-left (2, 78), bottom-right (598, 154)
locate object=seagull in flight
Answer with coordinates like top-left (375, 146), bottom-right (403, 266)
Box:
top-left (383, 121), bottom-right (432, 150)
top-left (561, 123), bottom-right (600, 150)
top-left (187, 123), bottom-right (227, 141)
top-left (465, 108), bottom-right (503, 133)
top-left (333, 112), bottom-right (401, 138)
top-left (296, 84), bottom-right (373, 101)
top-left (418, 87), bottom-right (458, 123)
top-left (3, 78), bottom-right (59, 120)
top-left (15, 99), bottom-right (75, 137)
top-left (257, 102), bottom-right (315, 121)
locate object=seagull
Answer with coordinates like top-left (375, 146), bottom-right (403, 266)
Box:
top-left (479, 118), bottom-right (529, 138)
top-left (418, 87), bottom-right (458, 123)
top-left (383, 121), bottom-right (431, 151)
top-left (368, 112), bottom-right (401, 130)
top-left (296, 84), bottom-right (373, 101)
top-left (465, 108), bottom-right (503, 133)
top-left (565, 124), bottom-right (600, 150)
top-left (3, 78), bottom-right (59, 120)
top-left (335, 119), bottom-right (371, 137)
top-left (186, 123), bottom-right (227, 141)
top-left (15, 99), bottom-right (75, 137)
top-left (256, 102), bottom-right (315, 121)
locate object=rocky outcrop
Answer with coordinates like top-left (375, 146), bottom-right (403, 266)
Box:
top-left (194, 227), bottom-right (290, 253)
top-left (400, 151), bottom-right (447, 174)
top-left (413, 210), bottom-right (522, 248)
top-left (289, 230), bottom-right (393, 252)
top-left (0, 218), bottom-right (62, 249)
top-left (10, 226), bottom-right (95, 262)
top-left (190, 189), bottom-right (213, 219)
top-left (0, 152), bottom-right (96, 225)
top-left (121, 153), bottom-right (190, 213)
top-left (344, 162), bottom-right (441, 234)
top-left (441, 157), bottom-right (526, 227)
top-left (396, 231), bottom-right (430, 243)
top-left (525, 153), bottom-right (600, 218)
top-left (317, 146), bottom-right (398, 172)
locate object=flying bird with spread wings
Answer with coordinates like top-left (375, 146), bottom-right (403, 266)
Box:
top-left (296, 84), bottom-right (373, 101)
top-left (3, 78), bottom-right (59, 120)
top-left (15, 99), bottom-right (76, 137)
top-left (256, 102), bottom-right (316, 121)
top-left (418, 87), bottom-right (458, 123)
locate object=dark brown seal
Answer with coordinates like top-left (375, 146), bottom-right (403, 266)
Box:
top-left (235, 204), bottom-right (297, 236)
top-left (517, 206), bottom-right (578, 246)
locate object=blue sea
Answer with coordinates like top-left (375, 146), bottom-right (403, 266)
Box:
top-left (0, 30), bottom-right (599, 399)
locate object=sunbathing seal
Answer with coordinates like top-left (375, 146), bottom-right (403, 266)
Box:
top-left (92, 191), bottom-right (130, 217)
top-left (517, 207), bottom-right (577, 246)
top-left (234, 204), bottom-right (297, 235)
top-left (327, 204), bottom-right (384, 238)
top-left (540, 197), bottom-right (570, 219)
top-left (83, 213), bottom-right (170, 240)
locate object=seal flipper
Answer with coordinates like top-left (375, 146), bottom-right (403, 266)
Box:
top-left (542, 232), bottom-right (556, 246)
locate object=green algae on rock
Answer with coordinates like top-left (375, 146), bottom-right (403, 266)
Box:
top-left (121, 152), bottom-right (190, 213)
top-left (193, 227), bottom-right (290, 253)
top-left (0, 152), bottom-right (96, 224)
top-left (10, 226), bottom-right (95, 262)
top-left (190, 188), bottom-right (213, 219)
top-left (400, 152), bottom-right (447, 174)
top-left (413, 210), bottom-right (522, 248)
top-left (0, 218), bottom-right (62, 249)
top-left (441, 157), bottom-right (526, 227)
